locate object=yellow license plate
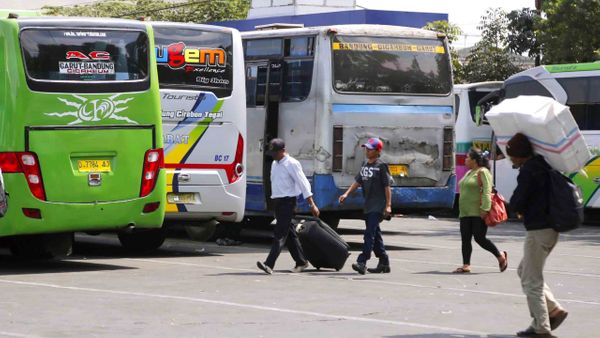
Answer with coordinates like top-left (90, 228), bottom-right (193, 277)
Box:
top-left (472, 140), bottom-right (491, 152)
top-left (77, 159), bottom-right (111, 172)
top-left (167, 192), bottom-right (196, 204)
top-left (389, 164), bottom-right (408, 177)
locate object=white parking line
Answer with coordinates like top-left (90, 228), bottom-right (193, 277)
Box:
top-left (0, 332), bottom-right (44, 338)
top-left (127, 258), bottom-right (600, 307)
top-left (0, 278), bottom-right (488, 336)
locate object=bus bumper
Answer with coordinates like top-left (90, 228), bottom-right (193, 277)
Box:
top-left (245, 174), bottom-right (457, 214)
top-left (307, 174), bottom-right (456, 213)
top-left (0, 175), bottom-right (166, 237)
top-left (165, 177), bottom-right (245, 223)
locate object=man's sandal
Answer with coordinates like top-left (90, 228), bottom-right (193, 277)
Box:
top-left (499, 251), bottom-right (508, 272)
top-left (452, 267), bottom-right (471, 273)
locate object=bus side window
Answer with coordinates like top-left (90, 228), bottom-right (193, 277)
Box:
top-left (246, 65), bottom-right (258, 107)
top-left (570, 104), bottom-right (600, 130)
top-left (283, 59), bottom-right (313, 102)
top-left (256, 66), bottom-right (268, 106)
top-left (246, 65), bottom-right (268, 107)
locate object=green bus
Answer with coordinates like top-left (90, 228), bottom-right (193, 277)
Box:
top-left (0, 17), bottom-right (166, 256)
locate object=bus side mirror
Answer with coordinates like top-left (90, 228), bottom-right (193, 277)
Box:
top-left (476, 89), bottom-right (504, 126)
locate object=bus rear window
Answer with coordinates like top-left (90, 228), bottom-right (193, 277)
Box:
top-left (154, 27), bottom-right (233, 98)
top-left (332, 36), bottom-right (452, 95)
top-left (21, 29), bottom-right (148, 84)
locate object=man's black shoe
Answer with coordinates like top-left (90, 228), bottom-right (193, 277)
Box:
top-left (367, 264), bottom-right (391, 273)
top-left (550, 308), bottom-right (568, 330)
top-left (352, 262), bottom-right (366, 275)
top-left (516, 327), bottom-right (554, 337)
top-left (256, 261), bottom-right (273, 275)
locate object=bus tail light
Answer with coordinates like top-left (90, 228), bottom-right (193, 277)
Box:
top-left (227, 134), bottom-right (244, 184)
top-left (0, 152), bottom-right (46, 200)
top-left (140, 148), bottom-right (164, 197)
top-left (443, 127), bottom-right (454, 171)
top-left (332, 126), bottom-right (343, 172)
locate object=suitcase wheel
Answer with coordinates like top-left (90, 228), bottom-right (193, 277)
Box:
top-left (336, 268), bottom-right (340, 271)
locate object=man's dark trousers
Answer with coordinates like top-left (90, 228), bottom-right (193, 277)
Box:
top-left (357, 212), bottom-right (389, 265)
top-left (265, 197), bottom-right (307, 268)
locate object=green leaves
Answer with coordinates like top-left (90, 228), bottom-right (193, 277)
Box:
top-left (42, 0), bottom-right (251, 23)
top-left (538, 0), bottom-right (600, 64)
top-left (461, 8), bottom-right (522, 83)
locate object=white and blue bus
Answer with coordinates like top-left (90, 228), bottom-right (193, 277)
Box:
top-left (242, 25), bottom-right (455, 228)
top-left (151, 23), bottom-right (246, 231)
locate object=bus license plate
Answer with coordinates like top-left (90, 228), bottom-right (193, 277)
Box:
top-left (78, 160), bottom-right (111, 172)
top-left (167, 192), bottom-right (196, 204)
top-left (472, 139), bottom-right (491, 152)
top-left (389, 164), bottom-right (408, 177)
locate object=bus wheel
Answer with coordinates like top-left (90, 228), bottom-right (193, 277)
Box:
top-left (184, 220), bottom-right (218, 242)
top-left (10, 233), bottom-right (73, 259)
top-left (320, 215), bottom-right (340, 230)
top-left (243, 216), bottom-right (274, 228)
top-left (118, 228), bottom-right (166, 252)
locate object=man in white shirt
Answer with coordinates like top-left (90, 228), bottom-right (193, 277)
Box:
top-left (257, 138), bottom-right (320, 275)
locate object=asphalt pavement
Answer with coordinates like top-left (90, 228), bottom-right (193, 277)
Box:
top-left (0, 216), bottom-right (597, 338)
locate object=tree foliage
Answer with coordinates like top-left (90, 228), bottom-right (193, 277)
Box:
top-left (506, 8), bottom-right (540, 59)
top-left (462, 8), bottom-right (521, 83)
top-left (422, 20), bottom-right (464, 83)
top-left (42, 0), bottom-right (251, 23)
top-left (476, 7), bottom-right (508, 48)
top-left (537, 0), bottom-right (600, 64)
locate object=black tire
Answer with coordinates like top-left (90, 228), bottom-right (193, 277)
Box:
top-left (184, 220), bottom-right (218, 242)
top-left (320, 215), bottom-right (340, 230)
top-left (243, 216), bottom-right (274, 228)
top-left (118, 228), bottom-right (166, 252)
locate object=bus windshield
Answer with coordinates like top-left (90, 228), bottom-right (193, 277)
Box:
top-left (332, 35), bottom-right (452, 95)
top-left (154, 27), bottom-right (233, 98)
top-left (21, 29), bottom-right (148, 82)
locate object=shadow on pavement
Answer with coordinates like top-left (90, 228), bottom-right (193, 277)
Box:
top-left (413, 270), bottom-right (491, 276)
top-left (384, 334), bottom-right (517, 338)
top-left (0, 257), bottom-right (135, 276)
top-left (72, 240), bottom-right (221, 260)
top-left (346, 241), bottom-right (427, 252)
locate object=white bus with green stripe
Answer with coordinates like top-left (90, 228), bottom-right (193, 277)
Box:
top-left (151, 22), bottom-right (246, 229)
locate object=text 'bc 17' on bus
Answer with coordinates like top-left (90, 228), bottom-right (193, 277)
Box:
top-left (151, 22), bottom-right (246, 240)
top-left (0, 17), bottom-right (166, 257)
top-left (242, 25), bottom-right (455, 228)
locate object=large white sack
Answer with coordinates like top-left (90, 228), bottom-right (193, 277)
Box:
top-left (486, 95), bottom-right (591, 173)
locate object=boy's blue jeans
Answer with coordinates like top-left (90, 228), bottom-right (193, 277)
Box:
top-left (357, 212), bottom-right (389, 265)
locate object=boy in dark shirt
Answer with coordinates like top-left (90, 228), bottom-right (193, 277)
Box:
top-left (339, 137), bottom-right (392, 274)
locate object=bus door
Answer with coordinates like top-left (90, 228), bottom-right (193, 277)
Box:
top-left (245, 60), bottom-right (284, 210)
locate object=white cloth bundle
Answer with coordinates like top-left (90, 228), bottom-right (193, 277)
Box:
top-left (486, 95), bottom-right (591, 173)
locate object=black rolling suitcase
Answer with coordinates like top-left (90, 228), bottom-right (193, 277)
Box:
top-left (295, 216), bottom-right (350, 271)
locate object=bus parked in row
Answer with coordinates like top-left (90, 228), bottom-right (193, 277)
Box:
top-left (151, 22), bottom-right (246, 237)
top-left (242, 25), bottom-right (456, 228)
top-left (480, 62), bottom-right (600, 217)
top-left (0, 17), bottom-right (166, 256)
top-left (453, 82), bottom-right (519, 202)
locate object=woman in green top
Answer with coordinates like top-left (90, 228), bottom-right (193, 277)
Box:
top-left (453, 148), bottom-right (508, 273)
